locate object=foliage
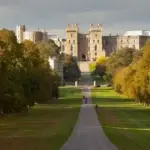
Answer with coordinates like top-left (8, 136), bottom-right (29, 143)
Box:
top-left (89, 62), bottom-right (96, 72)
top-left (106, 48), bottom-right (136, 76)
top-left (36, 39), bottom-right (60, 61)
top-left (91, 56), bottom-right (108, 81)
top-left (0, 29), bottom-right (60, 114)
top-left (63, 55), bottom-right (81, 82)
top-left (96, 56), bottom-right (107, 66)
top-left (112, 41), bottom-right (150, 105)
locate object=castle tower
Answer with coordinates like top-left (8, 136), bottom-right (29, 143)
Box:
top-left (16, 25), bottom-right (25, 43)
top-left (88, 24), bottom-right (104, 61)
top-left (65, 24), bottom-right (79, 59)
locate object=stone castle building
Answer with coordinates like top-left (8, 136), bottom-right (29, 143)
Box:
top-left (16, 24), bottom-right (150, 62)
top-left (16, 25), bottom-right (48, 43)
top-left (64, 25), bottom-right (150, 59)
top-left (65, 24), bottom-right (105, 61)
top-left (103, 31), bottom-right (150, 56)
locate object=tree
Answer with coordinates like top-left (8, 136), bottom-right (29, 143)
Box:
top-left (112, 41), bottom-right (150, 105)
top-left (0, 29), bottom-right (60, 114)
top-left (63, 55), bottom-right (81, 82)
top-left (37, 39), bottom-right (60, 61)
top-left (96, 56), bottom-right (107, 66)
top-left (106, 48), bottom-right (136, 76)
top-left (91, 56), bottom-right (107, 81)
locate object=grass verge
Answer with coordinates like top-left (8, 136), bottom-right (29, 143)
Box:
top-left (92, 87), bottom-right (150, 150)
top-left (0, 87), bottom-right (81, 150)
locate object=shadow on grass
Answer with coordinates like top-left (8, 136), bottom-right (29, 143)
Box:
top-left (92, 87), bottom-right (150, 149)
top-left (92, 88), bottom-right (113, 92)
top-left (93, 97), bottom-right (133, 103)
top-left (0, 103), bottom-right (81, 150)
top-left (45, 98), bottom-right (82, 106)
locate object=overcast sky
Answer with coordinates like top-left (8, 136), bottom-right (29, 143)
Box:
top-left (0, 0), bottom-right (150, 37)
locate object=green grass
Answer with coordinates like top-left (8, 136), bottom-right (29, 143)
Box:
top-left (0, 87), bottom-right (81, 150)
top-left (92, 87), bottom-right (150, 150)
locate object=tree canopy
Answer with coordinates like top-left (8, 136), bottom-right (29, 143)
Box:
top-left (110, 42), bottom-right (150, 106)
top-left (0, 29), bottom-right (60, 114)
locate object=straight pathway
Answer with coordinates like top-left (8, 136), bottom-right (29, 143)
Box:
top-left (60, 86), bottom-right (117, 150)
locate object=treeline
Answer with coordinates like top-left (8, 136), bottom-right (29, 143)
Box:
top-left (0, 29), bottom-right (60, 114)
top-left (106, 42), bottom-right (150, 105)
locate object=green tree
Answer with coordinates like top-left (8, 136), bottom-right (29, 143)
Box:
top-left (106, 48), bottom-right (136, 75)
top-left (37, 39), bottom-right (60, 61)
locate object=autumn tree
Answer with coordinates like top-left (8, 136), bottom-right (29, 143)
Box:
top-left (0, 30), bottom-right (60, 114)
top-left (113, 41), bottom-right (150, 105)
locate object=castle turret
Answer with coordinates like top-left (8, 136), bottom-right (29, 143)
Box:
top-left (88, 24), bottom-right (104, 61)
top-left (65, 24), bottom-right (79, 59)
top-left (16, 25), bottom-right (25, 43)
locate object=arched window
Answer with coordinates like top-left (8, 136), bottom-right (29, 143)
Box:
top-left (70, 45), bottom-right (73, 51)
top-left (62, 45), bottom-right (64, 51)
top-left (95, 45), bottom-right (97, 51)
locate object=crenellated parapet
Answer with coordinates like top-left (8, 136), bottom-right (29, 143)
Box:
top-left (66, 24), bottom-right (79, 32)
top-left (89, 24), bottom-right (102, 32)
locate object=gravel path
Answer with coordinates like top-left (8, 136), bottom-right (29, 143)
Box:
top-left (60, 87), bottom-right (117, 150)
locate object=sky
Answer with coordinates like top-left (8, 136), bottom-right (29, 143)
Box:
top-left (0, 0), bottom-right (150, 37)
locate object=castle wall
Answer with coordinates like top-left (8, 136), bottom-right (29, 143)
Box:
top-left (78, 34), bottom-right (88, 61)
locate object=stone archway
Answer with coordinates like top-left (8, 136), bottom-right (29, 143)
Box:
top-left (82, 54), bottom-right (87, 61)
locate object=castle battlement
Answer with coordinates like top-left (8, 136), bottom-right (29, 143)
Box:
top-left (66, 24), bottom-right (79, 32)
top-left (89, 24), bottom-right (102, 32)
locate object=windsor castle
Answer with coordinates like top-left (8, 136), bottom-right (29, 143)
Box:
top-left (16, 24), bottom-right (150, 62)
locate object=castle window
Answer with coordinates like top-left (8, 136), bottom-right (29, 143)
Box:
top-left (62, 45), bottom-right (64, 51)
top-left (73, 40), bottom-right (75, 44)
top-left (95, 45), bottom-right (97, 51)
top-left (69, 40), bottom-right (70, 44)
top-left (70, 45), bottom-right (73, 51)
top-left (93, 40), bottom-right (95, 43)
top-left (95, 53), bottom-right (97, 56)
top-left (95, 34), bottom-right (97, 37)
top-left (97, 40), bottom-right (99, 43)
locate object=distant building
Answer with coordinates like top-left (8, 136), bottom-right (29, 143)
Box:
top-left (124, 30), bottom-right (150, 36)
top-left (16, 25), bottom-right (25, 43)
top-left (102, 31), bottom-right (150, 55)
top-left (49, 55), bottom-right (65, 83)
top-left (117, 35), bottom-right (150, 50)
top-left (16, 25), bottom-right (48, 43)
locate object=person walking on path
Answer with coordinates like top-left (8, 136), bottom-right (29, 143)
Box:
top-left (85, 97), bottom-right (88, 104)
top-left (82, 96), bottom-right (85, 104)
top-left (61, 86), bottom-right (117, 150)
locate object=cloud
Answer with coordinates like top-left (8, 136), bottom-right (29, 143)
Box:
top-left (0, 0), bottom-right (150, 35)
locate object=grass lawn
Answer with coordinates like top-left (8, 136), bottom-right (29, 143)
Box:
top-left (92, 87), bottom-right (150, 150)
top-left (0, 87), bottom-right (81, 150)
